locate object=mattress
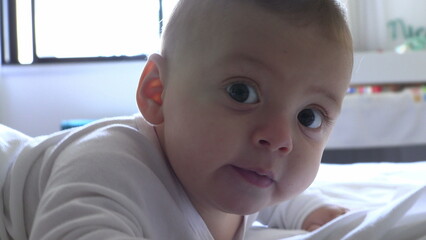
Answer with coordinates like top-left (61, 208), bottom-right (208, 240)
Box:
top-left (248, 161), bottom-right (426, 240)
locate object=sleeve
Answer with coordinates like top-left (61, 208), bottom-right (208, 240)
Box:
top-left (256, 189), bottom-right (330, 230)
top-left (0, 125), bottom-right (32, 175)
top-left (0, 125), bottom-right (33, 240)
top-left (29, 128), bottom-right (156, 240)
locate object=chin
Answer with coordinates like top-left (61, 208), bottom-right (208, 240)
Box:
top-left (218, 197), bottom-right (269, 215)
top-left (223, 206), bottom-right (261, 216)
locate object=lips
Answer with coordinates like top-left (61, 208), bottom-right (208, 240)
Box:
top-left (232, 166), bottom-right (274, 188)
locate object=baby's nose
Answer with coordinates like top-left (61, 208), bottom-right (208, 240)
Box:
top-left (252, 121), bottom-right (293, 154)
top-left (257, 138), bottom-right (292, 153)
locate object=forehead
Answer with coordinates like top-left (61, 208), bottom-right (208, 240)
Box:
top-left (167, 0), bottom-right (351, 66)
top-left (166, 0), bottom-right (352, 97)
top-left (199, 3), bottom-right (351, 75)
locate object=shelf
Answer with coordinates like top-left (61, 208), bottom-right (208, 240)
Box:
top-left (327, 91), bottom-right (426, 149)
top-left (351, 51), bottom-right (426, 85)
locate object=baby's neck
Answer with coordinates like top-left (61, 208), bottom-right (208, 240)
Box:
top-left (201, 210), bottom-right (243, 240)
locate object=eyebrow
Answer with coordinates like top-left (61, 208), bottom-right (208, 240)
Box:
top-left (307, 85), bottom-right (341, 108)
top-left (230, 53), bottom-right (278, 69)
top-left (218, 53), bottom-right (279, 79)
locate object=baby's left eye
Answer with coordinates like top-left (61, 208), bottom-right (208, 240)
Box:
top-left (297, 108), bottom-right (323, 129)
top-left (226, 83), bottom-right (259, 104)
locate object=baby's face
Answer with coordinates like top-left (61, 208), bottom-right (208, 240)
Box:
top-left (158, 4), bottom-right (352, 215)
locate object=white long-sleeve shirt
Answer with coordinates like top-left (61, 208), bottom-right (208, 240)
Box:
top-left (0, 115), bottom-right (327, 240)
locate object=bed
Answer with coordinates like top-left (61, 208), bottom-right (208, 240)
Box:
top-left (248, 161), bottom-right (426, 240)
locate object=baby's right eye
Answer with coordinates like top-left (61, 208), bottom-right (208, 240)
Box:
top-left (226, 83), bottom-right (259, 104)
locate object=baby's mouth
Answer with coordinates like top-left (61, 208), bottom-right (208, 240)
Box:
top-left (232, 166), bottom-right (274, 188)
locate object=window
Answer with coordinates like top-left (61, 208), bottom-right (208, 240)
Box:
top-left (1, 0), bottom-right (179, 64)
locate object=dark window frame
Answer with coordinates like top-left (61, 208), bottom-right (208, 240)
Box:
top-left (1, 0), bottom-right (164, 65)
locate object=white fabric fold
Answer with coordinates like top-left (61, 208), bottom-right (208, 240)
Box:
top-left (282, 186), bottom-right (426, 240)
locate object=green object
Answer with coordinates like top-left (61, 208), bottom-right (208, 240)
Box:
top-left (395, 36), bottom-right (426, 53)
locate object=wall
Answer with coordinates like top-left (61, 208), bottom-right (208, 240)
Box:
top-left (0, 61), bottom-right (145, 136)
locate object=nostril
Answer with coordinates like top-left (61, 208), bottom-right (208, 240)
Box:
top-left (259, 140), bottom-right (270, 146)
top-left (258, 139), bottom-right (292, 153)
top-left (278, 146), bottom-right (290, 152)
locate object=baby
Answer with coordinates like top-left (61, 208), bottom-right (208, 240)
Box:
top-left (0, 0), bottom-right (353, 239)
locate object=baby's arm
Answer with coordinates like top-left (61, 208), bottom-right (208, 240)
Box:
top-left (301, 204), bottom-right (348, 231)
top-left (29, 127), bottom-right (159, 240)
top-left (257, 189), bottom-right (347, 231)
top-left (30, 151), bottom-right (147, 240)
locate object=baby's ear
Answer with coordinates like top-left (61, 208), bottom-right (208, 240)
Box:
top-left (136, 53), bottom-right (166, 125)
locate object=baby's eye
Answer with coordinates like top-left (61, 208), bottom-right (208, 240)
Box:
top-left (226, 83), bottom-right (259, 104)
top-left (297, 108), bottom-right (323, 129)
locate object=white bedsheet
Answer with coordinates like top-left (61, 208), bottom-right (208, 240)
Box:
top-left (248, 161), bottom-right (426, 240)
top-left (312, 162), bottom-right (426, 210)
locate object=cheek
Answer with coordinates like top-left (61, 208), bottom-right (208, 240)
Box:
top-left (166, 118), bottom-right (238, 160)
top-left (162, 110), bottom-right (246, 198)
top-left (163, 87), bottom-right (244, 154)
top-left (274, 146), bottom-right (322, 202)
top-left (162, 99), bottom-right (242, 166)
top-left (294, 144), bottom-right (323, 181)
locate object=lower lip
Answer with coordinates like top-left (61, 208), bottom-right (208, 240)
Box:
top-left (232, 166), bottom-right (274, 188)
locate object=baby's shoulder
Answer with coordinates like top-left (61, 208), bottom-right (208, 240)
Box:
top-left (54, 116), bottom-right (160, 166)
top-left (43, 116), bottom-right (169, 192)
